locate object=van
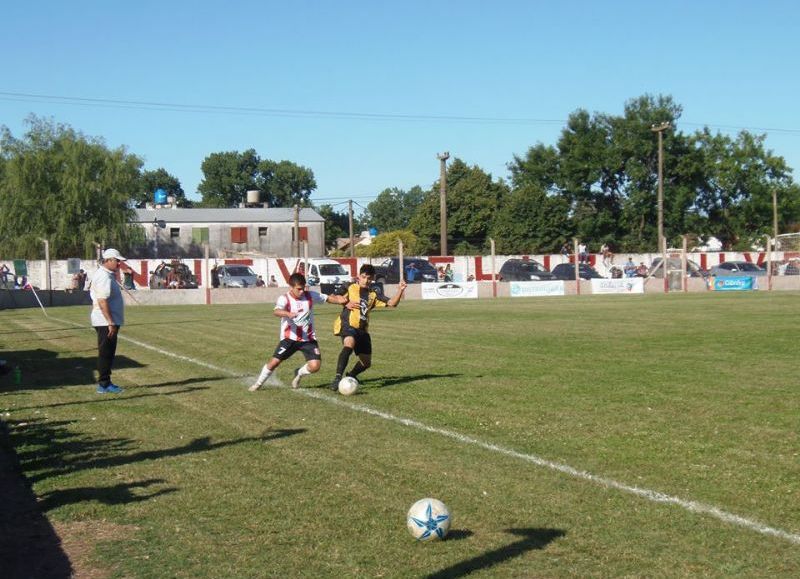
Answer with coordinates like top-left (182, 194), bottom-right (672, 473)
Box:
top-left (305, 259), bottom-right (354, 292)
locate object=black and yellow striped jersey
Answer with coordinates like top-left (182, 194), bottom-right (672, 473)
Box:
top-left (333, 283), bottom-right (389, 335)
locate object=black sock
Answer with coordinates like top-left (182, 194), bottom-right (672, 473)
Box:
top-left (348, 361), bottom-right (367, 378)
top-left (336, 347), bottom-right (353, 377)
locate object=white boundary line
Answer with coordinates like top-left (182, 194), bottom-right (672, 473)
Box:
top-left (51, 316), bottom-right (800, 546)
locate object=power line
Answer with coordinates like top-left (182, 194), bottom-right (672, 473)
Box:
top-left (6, 90), bottom-right (798, 135)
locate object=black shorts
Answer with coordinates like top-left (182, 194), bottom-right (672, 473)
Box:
top-left (272, 339), bottom-right (321, 361)
top-left (340, 329), bottom-right (372, 355)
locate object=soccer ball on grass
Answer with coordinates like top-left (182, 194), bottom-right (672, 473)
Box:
top-left (338, 376), bottom-right (359, 396)
top-left (406, 498), bottom-right (451, 541)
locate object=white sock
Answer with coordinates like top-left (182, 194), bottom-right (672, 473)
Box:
top-left (256, 364), bottom-right (272, 385)
top-left (297, 363), bottom-right (312, 377)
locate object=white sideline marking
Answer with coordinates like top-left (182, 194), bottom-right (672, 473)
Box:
top-left (52, 316), bottom-right (800, 546)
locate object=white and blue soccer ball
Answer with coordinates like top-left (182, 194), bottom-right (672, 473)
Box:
top-left (406, 498), bottom-right (451, 541)
top-left (338, 376), bottom-right (359, 396)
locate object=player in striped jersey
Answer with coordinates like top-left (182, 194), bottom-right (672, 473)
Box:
top-left (249, 273), bottom-right (349, 391)
top-left (330, 264), bottom-right (407, 391)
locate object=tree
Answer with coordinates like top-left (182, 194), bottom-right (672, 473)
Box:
top-left (315, 203), bottom-right (351, 252)
top-left (258, 160), bottom-right (316, 207)
top-left (135, 168), bottom-right (188, 207)
top-left (198, 150), bottom-right (316, 208)
top-left (362, 186), bottom-right (425, 234)
top-left (409, 159), bottom-right (509, 254)
top-left (490, 185), bottom-right (571, 254)
top-left (0, 116), bottom-right (143, 259)
top-left (358, 230), bottom-right (424, 257)
top-left (197, 149), bottom-right (260, 208)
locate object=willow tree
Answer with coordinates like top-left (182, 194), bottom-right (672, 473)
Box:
top-left (0, 116), bottom-right (143, 259)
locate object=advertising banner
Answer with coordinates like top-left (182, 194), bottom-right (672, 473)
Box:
top-left (712, 276), bottom-right (757, 291)
top-left (590, 278), bottom-right (645, 294)
top-left (421, 282), bottom-right (478, 300)
top-left (509, 280), bottom-right (565, 297)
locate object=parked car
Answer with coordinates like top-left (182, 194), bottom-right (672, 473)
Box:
top-left (217, 264), bottom-right (259, 287)
top-left (306, 259), bottom-right (353, 286)
top-left (649, 257), bottom-right (709, 278)
top-left (550, 263), bottom-right (603, 280)
top-left (373, 257), bottom-right (438, 284)
top-left (498, 259), bottom-right (555, 281)
top-left (709, 261), bottom-right (766, 277)
top-left (149, 261), bottom-right (199, 289)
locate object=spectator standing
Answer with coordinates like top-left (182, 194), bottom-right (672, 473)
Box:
top-left (268, 275), bottom-right (279, 287)
top-left (578, 243), bottom-right (588, 264)
top-left (444, 264), bottom-right (454, 282)
top-left (210, 264), bottom-right (220, 288)
top-left (256, 275), bottom-right (266, 287)
top-left (624, 257), bottom-right (637, 278)
top-left (560, 242), bottom-right (571, 263)
top-left (90, 248), bottom-right (126, 394)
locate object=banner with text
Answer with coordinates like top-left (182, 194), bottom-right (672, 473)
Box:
top-left (712, 276), bottom-right (758, 291)
top-left (510, 281), bottom-right (565, 297)
top-left (590, 278), bottom-right (645, 294)
top-left (421, 282), bottom-right (478, 300)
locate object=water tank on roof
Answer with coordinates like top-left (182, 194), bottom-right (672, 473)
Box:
top-left (154, 188), bottom-right (168, 204)
top-left (246, 190), bottom-right (261, 204)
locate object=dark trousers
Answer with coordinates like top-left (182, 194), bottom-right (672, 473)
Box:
top-left (95, 326), bottom-right (118, 386)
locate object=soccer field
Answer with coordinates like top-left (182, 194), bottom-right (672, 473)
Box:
top-left (1, 293), bottom-right (799, 577)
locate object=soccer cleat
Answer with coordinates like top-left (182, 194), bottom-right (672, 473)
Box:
top-left (329, 376), bottom-right (341, 391)
top-left (291, 367), bottom-right (303, 389)
top-left (248, 380), bottom-right (264, 392)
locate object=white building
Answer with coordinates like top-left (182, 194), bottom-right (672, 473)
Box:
top-left (133, 207), bottom-right (326, 258)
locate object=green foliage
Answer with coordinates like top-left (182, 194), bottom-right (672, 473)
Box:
top-left (315, 203), bottom-right (350, 251)
top-left (0, 116), bottom-right (143, 259)
top-left (135, 168), bottom-right (189, 208)
top-left (357, 229), bottom-right (423, 257)
top-left (362, 186), bottom-right (425, 233)
top-left (197, 149), bottom-right (316, 208)
top-left (409, 159), bottom-right (509, 254)
top-left (490, 185), bottom-right (571, 254)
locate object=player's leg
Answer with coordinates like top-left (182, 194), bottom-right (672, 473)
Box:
top-left (347, 333), bottom-right (372, 379)
top-left (291, 342), bottom-right (321, 389)
top-left (250, 340), bottom-right (293, 391)
top-left (331, 334), bottom-right (356, 390)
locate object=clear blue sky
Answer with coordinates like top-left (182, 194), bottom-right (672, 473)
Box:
top-left (3, 0), bottom-right (799, 215)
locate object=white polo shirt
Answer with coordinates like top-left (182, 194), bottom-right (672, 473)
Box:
top-left (90, 266), bottom-right (125, 327)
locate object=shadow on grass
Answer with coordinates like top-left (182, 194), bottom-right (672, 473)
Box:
top-left (371, 373), bottom-right (462, 388)
top-left (0, 420), bottom-right (73, 578)
top-left (38, 478), bottom-right (177, 512)
top-left (4, 417), bottom-right (306, 484)
top-left (9, 384), bottom-right (212, 412)
top-left (425, 527), bottom-right (567, 579)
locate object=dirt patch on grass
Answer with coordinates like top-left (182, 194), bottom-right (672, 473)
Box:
top-left (52, 520), bottom-right (139, 579)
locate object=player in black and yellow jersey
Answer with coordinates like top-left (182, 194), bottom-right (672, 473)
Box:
top-left (330, 264), bottom-right (407, 390)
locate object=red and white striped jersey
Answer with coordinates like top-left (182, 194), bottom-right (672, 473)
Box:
top-left (275, 290), bottom-right (329, 342)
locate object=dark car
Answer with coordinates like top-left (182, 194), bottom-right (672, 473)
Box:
top-left (550, 263), bottom-right (603, 280)
top-left (149, 261), bottom-right (199, 289)
top-left (373, 257), bottom-right (438, 284)
top-left (498, 259), bottom-right (555, 281)
top-left (709, 261), bottom-right (766, 277)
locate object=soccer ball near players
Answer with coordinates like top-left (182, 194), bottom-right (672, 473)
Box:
top-left (338, 376), bottom-right (359, 396)
top-left (406, 498), bottom-right (451, 541)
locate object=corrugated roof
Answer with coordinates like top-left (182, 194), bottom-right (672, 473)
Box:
top-left (133, 207), bottom-right (324, 224)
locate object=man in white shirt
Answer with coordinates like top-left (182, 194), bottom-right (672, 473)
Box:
top-left (90, 248), bottom-right (126, 394)
top-left (250, 272), bottom-right (350, 391)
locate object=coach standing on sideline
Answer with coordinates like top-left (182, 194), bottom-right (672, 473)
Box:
top-left (90, 248), bottom-right (126, 394)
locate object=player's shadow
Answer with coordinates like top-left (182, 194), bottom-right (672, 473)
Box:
top-left (425, 527), bottom-right (567, 579)
top-left (10, 385), bottom-right (211, 412)
top-left (371, 373), bottom-right (462, 389)
top-left (37, 478), bottom-right (177, 512)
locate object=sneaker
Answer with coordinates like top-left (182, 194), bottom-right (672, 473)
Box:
top-left (329, 376), bottom-right (341, 391)
top-left (96, 384), bottom-right (107, 394)
top-left (291, 368), bottom-right (303, 389)
top-left (106, 384), bottom-right (123, 394)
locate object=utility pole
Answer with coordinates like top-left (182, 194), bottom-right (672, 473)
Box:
top-left (294, 204), bottom-right (300, 257)
top-left (651, 122), bottom-right (670, 254)
top-left (772, 188), bottom-right (779, 243)
top-left (437, 151), bottom-right (450, 255)
top-left (348, 199), bottom-right (355, 258)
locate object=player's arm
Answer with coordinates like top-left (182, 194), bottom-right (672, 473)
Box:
top-left (272, 296), bottom-right (296, 319)
top-left (385, 280), bottom-right (407, 308)
top-left (324, 293), bottom-right (349, 305)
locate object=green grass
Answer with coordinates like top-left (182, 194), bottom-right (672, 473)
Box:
top-left (1, 293), bottom-right (799, 577)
